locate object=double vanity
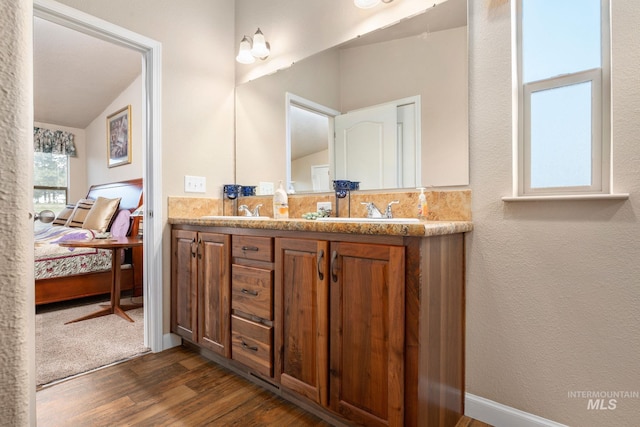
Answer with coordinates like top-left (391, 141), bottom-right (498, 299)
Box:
top-left (169, 211), bottom-right (472, 426)
top-left (170, 0), bottom-right (471, 423)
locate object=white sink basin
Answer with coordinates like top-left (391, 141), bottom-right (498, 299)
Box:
top-left (315, 217), bottom-right (420, 224)
top-left (200, 215), bottom-right (271, 220)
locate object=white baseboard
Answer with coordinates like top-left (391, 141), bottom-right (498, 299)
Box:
top-left (465, 393), bottom-right (568, 427)
top-left (162, 333), bottom-right (182, 350)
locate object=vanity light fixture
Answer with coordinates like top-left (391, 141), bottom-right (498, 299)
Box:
top-left (235, 28), bottom-right (271, 64)
top-left (354, 0), bottom-right (394, 9)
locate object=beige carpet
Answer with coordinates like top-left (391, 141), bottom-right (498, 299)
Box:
top-left (36, 300), bottom-right (149, 386)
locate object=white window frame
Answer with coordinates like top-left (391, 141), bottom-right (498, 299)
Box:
top-left (514, 0), bottom-right (612, 198)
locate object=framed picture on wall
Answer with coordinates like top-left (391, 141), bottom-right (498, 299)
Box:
top-left (107, 105), bottom-right (132, 168)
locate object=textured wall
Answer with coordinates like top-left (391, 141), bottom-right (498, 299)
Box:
top-left (467, 1), bottom-right (640, 425)
top-left (0, 0), bottom-right (36, 425)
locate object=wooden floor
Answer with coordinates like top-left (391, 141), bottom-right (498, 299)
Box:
top-left (37, 345), bottom-right (491, 426)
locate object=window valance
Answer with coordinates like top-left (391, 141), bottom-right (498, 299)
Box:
top-left (33, 127), bottom-right (77, 157)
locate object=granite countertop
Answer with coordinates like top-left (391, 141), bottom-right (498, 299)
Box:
top-left (169, 216), bottom-right (473, 237)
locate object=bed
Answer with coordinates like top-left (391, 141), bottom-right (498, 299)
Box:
top-left (35, 178), bottom-right (143, 306)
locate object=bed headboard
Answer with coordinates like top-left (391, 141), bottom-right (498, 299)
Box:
top-left (85, 178), bottom-right (143, 212)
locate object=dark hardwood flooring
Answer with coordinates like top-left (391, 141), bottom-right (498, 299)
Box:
top-left (36, 345), bottom-right (491, 426)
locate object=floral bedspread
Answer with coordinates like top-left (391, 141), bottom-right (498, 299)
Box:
top-left (34, 226), bottom-right (112, 280)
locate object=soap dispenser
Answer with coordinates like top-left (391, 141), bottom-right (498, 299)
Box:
top-left (273, 181), bottom-right (289, 219)
top-left (417, 187), bottom-right (428, 220)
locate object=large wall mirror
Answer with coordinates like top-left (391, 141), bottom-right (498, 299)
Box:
top-left (235, 0), bottom-right (468, 193)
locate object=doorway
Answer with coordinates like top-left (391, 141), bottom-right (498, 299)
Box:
top-left (33, 0), bottom-right (163, 356)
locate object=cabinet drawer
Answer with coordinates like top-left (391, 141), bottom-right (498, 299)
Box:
top-left (232, 235), bottom-right (273, 262)
top-left (231, 315), bottom-right (273, 377)
top-left (232, 265), bottom-right (273, 320)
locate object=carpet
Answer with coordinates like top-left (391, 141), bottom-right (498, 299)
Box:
top-left (36, 300), bottom-right (149, 386)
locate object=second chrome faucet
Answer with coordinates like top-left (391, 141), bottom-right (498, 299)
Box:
top-left (361, 200), bottom-right (399, 219)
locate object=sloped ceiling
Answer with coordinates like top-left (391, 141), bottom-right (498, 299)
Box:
top-left (34, 17), bottom-right (141, 129)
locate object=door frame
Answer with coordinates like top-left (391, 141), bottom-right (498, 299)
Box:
top-left (285, 92), bottom-right (341, 189)
top-left (34, 0), bottom-right (164, 352)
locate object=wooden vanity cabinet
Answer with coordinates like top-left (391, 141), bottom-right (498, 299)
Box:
top-left (171, 228), bottom-right (231, 357)
top-left (328, 241), bottom-right (405, 427)
top-left (275, 237), bottom-right (405, 426)
top-left (274, 238), bottom-right (330, 406)
top-left (171, 225), bottom-right (466, 427)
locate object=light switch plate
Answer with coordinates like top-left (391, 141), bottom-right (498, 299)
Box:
top-left (259, 181), bottom-right (274, 195)
top-left (317, 201), bottom-right (332, 212)
top-left (184, 175), bottom-right (206, 193)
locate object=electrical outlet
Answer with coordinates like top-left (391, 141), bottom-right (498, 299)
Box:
top-left (317, 201), bottom-right (332, 212)
top-left (184, 175), bottom-right (206, 193)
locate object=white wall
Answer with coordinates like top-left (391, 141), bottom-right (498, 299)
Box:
top-left (467, 1), bottom-right (640, 426)
top-left (84, 74), bottom-right (143, 187)
top-left (33, 121), bottom-right (87, 203)
top-left (57, 0), bottom-right (236, 201)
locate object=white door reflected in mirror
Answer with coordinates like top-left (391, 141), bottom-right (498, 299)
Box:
top-left (334, 96), bottom-right (420, 190)
top-left (288, 94), bottom-right (420, 192)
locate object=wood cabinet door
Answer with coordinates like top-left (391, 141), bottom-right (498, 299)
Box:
top-left (171, 229), bottom-right (198, 342)
top-left (329, 242), bottom-right (405, 427)
top-left (198, 232), bottom-right (231, 357)
top-left (275, 238), bottom-right (329, 406)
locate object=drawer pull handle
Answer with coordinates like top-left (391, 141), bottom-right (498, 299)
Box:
top-left (190, 238), bottom-right (197, 258)
top-left (241, 246), bottom-right (259, 252)
top-left (317, 249), bottom-right (325, 280)
top-left (330, 250), bottom-right (338, 283)
top-left (241, 288), bottom-right (259, 296)
top-left (241, 341), bottom-right (258, 352)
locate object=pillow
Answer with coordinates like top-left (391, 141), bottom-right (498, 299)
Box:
top-left (65, 199), bottom-right (95, 228)
top-left (52, 204), bottom-right (75, 226)
top-left (82, 197), bottom-right (121, 233)
top-left (110, 209), bottom-right (131, 237)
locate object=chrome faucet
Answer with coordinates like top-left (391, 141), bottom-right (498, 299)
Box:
top-left (361, 200), bottom-right (399, 219)
top-left (238, 204), bottom-right (263, 217)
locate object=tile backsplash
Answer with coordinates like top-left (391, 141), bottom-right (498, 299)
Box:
top-left (169, 189), bottom-right (471, 222)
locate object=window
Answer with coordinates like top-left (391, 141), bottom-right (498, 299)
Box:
top-left (33, 152), bottom-right (69, 214)
top-left (516, 0), bottom-right (610, 196)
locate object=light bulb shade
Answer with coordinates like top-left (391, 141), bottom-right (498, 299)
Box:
top-left (354, 0), bottom-right (381, 8)
top-left (236, 36), bottom-right (255, 64)
top-left (250, 28), bottom-right (270, 59)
